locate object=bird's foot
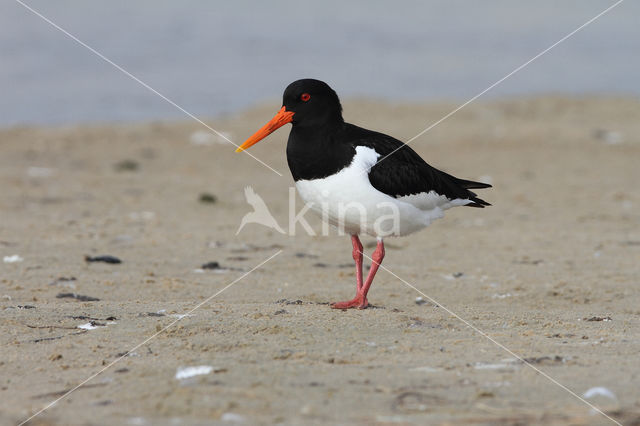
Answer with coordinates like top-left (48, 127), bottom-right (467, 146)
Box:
top-left (331, 294), bottom-right (368, 310)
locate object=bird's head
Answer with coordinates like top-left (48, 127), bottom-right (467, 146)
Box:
top-left (236, 79), bottom-right (343, 152)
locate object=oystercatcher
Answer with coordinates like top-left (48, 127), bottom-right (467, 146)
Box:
top-left (236, 79), bottom-right (491, 309)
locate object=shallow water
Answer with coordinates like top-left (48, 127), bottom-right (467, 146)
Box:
top-left (1, 0), bottom-right (638, 126)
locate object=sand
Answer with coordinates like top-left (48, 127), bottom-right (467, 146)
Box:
top-left (1, 96), bottom-right (639, 425)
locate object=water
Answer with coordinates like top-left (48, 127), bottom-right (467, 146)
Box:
top-left (1, 0), bottom-right (638, 126)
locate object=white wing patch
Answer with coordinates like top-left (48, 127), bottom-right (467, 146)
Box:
top-left (397, 191), bottom-right (471, 211)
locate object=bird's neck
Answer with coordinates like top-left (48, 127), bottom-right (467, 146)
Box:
top-left (286, 122), bottom-right (354, 182)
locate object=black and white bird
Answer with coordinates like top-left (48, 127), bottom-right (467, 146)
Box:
top-left (236, 79), bottom-right (491, 309)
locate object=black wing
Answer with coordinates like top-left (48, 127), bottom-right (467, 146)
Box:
top-left (345, 124), bottom-right (491, 208)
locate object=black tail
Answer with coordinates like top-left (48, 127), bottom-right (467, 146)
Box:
top-left (457, 178), bottom-right (492, 208)
top-left (457, 178), bottom-right (492, 190)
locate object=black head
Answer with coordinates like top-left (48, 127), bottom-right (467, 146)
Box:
top-left (236, 79), bottom-right (343, 152)
top-left (282, 79), bottom-right (343, 127)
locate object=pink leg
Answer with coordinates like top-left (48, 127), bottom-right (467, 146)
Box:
top-left (360, 238), bottom-right (385, 300)
top-left (332, 238), bottom-right (385, 310)
top-left (351, 235), bottom-right (364, 291)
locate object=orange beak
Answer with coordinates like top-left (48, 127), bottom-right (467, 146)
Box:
top-left (235, 106), bottom-right (295, 152)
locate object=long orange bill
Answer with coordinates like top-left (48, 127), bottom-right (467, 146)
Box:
top-left (235, 106), bottom-right (295, 152)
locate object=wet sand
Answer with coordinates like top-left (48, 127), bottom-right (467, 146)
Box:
top-left (1, 96), bottom-right (639, 425)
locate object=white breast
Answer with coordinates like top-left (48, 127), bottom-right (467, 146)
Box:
top-left (295, 146), bottom-right (471, 237)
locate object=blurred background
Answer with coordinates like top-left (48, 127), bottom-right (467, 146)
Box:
top-left (1, 0), bottom-right (638, 127)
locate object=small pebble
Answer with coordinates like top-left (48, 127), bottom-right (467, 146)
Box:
top-left (199, 193), bottom-right (217, 204)
top-left (85, 255), bottom-right (122, 264)
top-left (201, 261), bottom-right (221, 270)
top-left (221, 412), bottom-right (245, 423)
top-left (56, 293), bottom-right (100, 302)
top-left (114, 159), bottom-right (139, 172)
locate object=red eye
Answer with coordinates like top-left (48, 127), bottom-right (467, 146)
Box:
top-left (301, 93), bottom-right (310, 102)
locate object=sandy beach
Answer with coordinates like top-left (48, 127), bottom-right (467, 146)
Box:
top-left (1, 96), bottom-right (639, 425)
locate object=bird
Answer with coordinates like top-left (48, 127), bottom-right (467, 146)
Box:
top-left (236, 79), bottom-right (491, 309)
top-left (236, 186), bottom-right (285, 235)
